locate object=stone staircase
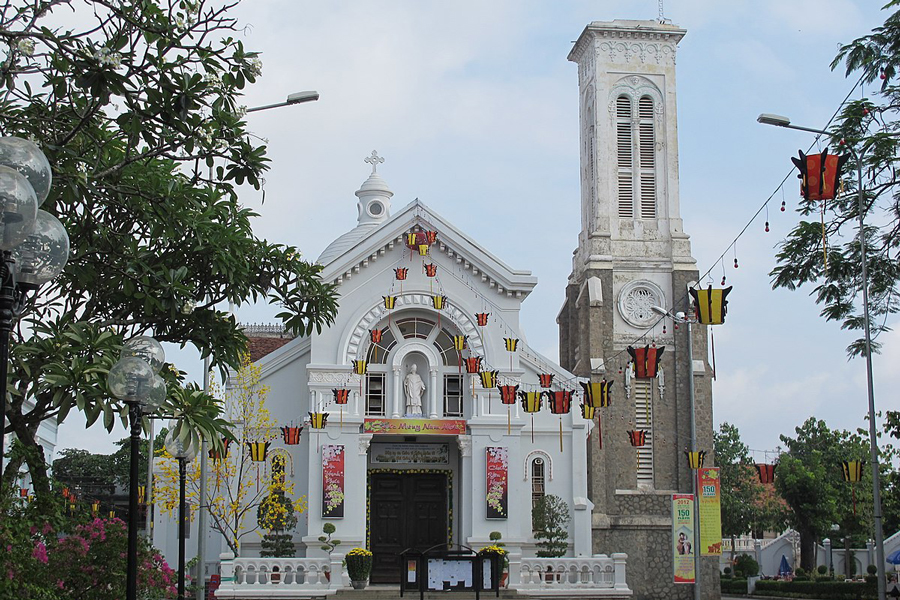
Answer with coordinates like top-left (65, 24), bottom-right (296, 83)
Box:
top-left (331, 585), bottom-right (517, 600)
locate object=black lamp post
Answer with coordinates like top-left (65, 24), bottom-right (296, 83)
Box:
top-left (109, 337), bottom-right (167, 600)
top-left (0, 137), bottom-right (69, 475)
top-left (165, 426), bottom-right (198, 600)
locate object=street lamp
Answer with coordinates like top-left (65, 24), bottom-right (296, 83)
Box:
top-left (652, 305), bottom-right (701, 600)
top-left (245, 90), bottom-right (319, 113)
top-left (758, 113), bottom-right (887, 600)
top-left (109, 336), bottom-right (167, 600)
top-left (165, 426), bottom-right (198, 600)
top-left (0, 137), bottom-right (70, 474)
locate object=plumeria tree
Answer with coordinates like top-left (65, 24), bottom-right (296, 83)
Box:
top-left (0, 0), bottom-right (338, 506)
top-left (155, 354), bottom-right (305, 555)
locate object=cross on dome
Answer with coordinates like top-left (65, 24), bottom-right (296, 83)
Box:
top-left (364, 150), bottom-right (385, 174)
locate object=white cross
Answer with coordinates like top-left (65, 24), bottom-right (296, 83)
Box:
top-left (364, 150), bottom-right (384, 174)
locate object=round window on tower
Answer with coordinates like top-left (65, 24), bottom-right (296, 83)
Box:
top-left (367, 200), bottom-right (384, 217)
top-left (617, 280), bottom-right (666, 329)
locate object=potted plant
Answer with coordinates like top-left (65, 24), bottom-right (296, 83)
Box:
top-left (479, 544), bottom-right (508, 589)
top-left (346, 547), bottom-right (373, 589)
top-left (318, 523), bottom-right (341, 581)
top-left (488, 531), bottom-right (509, 587)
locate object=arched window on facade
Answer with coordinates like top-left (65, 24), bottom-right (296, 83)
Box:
top-left (616, 95), bottom-right (634, 218)
top-left (531, 456), bottom-right (546, 531)
top-left (616, 93), bottom-right (658, 220)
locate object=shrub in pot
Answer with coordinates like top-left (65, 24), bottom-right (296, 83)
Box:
top-left (346, 547), bottom-right (373, 588)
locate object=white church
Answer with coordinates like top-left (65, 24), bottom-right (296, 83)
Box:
top-left (157, 18), bottom-right (720, 600)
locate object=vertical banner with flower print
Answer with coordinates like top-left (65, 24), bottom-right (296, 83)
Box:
top-left (322, 445), bottom-right (345, 518)
top-left (485, 447), bottom-right (508, 519)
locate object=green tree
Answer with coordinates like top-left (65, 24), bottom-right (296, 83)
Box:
top-left (770, 2), bottom-right (900, 358)
top-left (714, 422), bottom-right (758, 564)
top-left (532, 494), bottom-right (570, 558)
top-left (775, 418), bottom-right (871, 571)
top-left (0, 0), bottom-right (338, 508)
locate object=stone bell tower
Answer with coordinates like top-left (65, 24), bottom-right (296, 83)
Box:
top-left (557, 20), bottom-right (718, 600)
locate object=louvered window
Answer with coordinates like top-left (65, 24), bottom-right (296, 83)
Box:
top-left (634, 379), bottom-right (654, 485)
top-left (638, 96), bottom-right (657, 219)
top-left (616, 95), bottom-right (634, 218)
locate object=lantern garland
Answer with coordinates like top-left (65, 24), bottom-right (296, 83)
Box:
top-left (546, 390), bottom-right (572, 452)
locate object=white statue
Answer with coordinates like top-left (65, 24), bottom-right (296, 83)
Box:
top-left (404, 363), bottom-right (425, 415)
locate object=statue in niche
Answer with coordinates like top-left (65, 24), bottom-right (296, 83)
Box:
top-left (404, 363), bottom-right (425, 416)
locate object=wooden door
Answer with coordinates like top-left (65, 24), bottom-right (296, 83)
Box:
top-left (369, 472), bottom-right (448, 583)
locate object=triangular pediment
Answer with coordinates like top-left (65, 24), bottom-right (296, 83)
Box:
top-left (319, 199), bottom-right (537, 299)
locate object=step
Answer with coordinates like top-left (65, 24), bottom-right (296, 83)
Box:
top-left (331, 585), bottom-right (516, 600)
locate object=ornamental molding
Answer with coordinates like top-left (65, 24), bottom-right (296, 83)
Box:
top-left (456, 435), bottom-right (472, 457)
top-left (309, 371), bottom-right (351, 384)
top-left (617, 280), bottom-right (665, 329)
top-left (597, 40), bottom-right (677, 66)
top-left (344, 292), bottom-right (484, 364)
top-left (358, 434), bottom-right (373, 455)
top-left (523, 449), bottom-right (553, 481)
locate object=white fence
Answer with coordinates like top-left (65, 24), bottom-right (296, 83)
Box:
top-left (215, 553), bottom-right (343, 598)
top-left (509, 553), bottom-right (632, 597)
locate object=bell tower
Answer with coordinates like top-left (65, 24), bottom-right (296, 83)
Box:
top-left (558, 20), bottom-right (718, 600)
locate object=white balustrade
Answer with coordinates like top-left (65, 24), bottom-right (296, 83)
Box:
top-left (512, 554), bottom-right (632, 597)
top-left (215, 553), bottom-right (343, 598)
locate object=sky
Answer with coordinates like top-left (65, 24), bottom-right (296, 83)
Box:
top-left (56, 0), bottom-right (900, 462)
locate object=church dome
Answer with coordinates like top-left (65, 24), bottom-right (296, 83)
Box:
top-left (317, 222), bottom-right (380, 265)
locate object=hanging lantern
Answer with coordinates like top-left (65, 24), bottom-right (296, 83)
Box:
top-left (520, 390), bottom-right (543, 443)
top-left (685, 450), bottom-right (706, 470)
top-left (18, 488), bottom-right (27, 498)
top-left (841, 460), bottom-right (864, 483)
top-left (627, 345), bottom-right (665, 379)
top-left (383, 296), bottom-right (396, 310)
top-left (308, 412), bottom-right (329, 429)
top-left (352, 360), bottom-right (367, 375)
top-left (425, 230), bottom-right (438, 245)
top-left (209, 437), bottom-right (232, 460)
top-left (333, 388), bottom-right (350, 405)
top-left (418, 244), bottom-right (429, 256)
top-left (627, 430), bottom-right (647, 447)
top-left (395, 267), bottom-right (408, 281)
top-left (424, 263), bottom-right (437, 277)
top-left (453, 335), bottom-right (467, 351)
top-left (432, 295), bottom-right (447, 310)
top-left (282, 425), bottom-right (303, 445)
top-left (498, 384), bottom-right (519, 405)
top-left (689, 285), bottom-right (732, 325)
top-left (92, 500), bottom-right (100, 514)
top-left (62, 487), bottom-right (69, 499)
top-left (479, 370), bottom-right (499, 388)
top-left (370, 329), bottom-right (383, 344)
top-left (475, 312), bottom-right (490, 327)
top-left (791, 149), bottom-right (849, 201)
top-left (405, 232), bottom-right (419, 248)
top-left (109, 510), bottom-right (116, 519)
top-left (247, 441), bottom-right (271, 462)
top-left (580, 380), bottom-right (612, 408)
top-left (464, 356), bottom-right (482, 374)
top-left (546, 390), bottom-right (572, 415)
top-left (755, 463), bottom-right (776, 484)
top-left (138, 485), bottom-right (146, 504)
top-left (539, 373), bottom-right (554, 388)
top-left (580, 402), bottom-right (596, 420)
top-left (504, 338), bottom-right (519, 352)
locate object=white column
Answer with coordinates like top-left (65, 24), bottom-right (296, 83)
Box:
top-left (612, 553), bottom-right (629, 590)
top-left (391, 368), bottom-right (401, 418)
top-left (571, 421), bottom-right (594, 557)
top-left (429, 368), bottom-right (439, 419)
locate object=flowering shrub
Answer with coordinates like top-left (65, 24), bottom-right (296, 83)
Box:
top-left (345, 548), bottom-right (373, 581)
top-left (479, 544), bottom-right (507, 556)
top-left (0, 496), bottom-right (176, 599)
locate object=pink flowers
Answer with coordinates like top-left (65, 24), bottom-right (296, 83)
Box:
top-left (32, 541), bottom-right (48, 564)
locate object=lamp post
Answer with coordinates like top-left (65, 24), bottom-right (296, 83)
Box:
top-left (758, 113), bottom-right (886, 600)
top-left (109, 336), bottom-right (167, 600)
top-left (165, 426), bottom-right (198, 600)
top-left (652, 305), bottom-right (701, 600)
top-left (194, 90), bottom-right (319, 600)
top-left (0, 137), bottom-right (70, 475)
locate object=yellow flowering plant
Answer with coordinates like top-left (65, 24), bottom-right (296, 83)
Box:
top-left (345, 547), bottom-right (373, 581)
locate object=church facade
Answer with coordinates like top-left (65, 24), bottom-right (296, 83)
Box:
top-left (156, 18), bottom-right (719, 600)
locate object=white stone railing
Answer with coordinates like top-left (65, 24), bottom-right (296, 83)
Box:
top-left (215, 552), bottom-right (344, 598)
top-left (509, 553), bottom-right (632, 597)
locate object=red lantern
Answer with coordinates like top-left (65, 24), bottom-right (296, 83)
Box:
top-left (282, 426), bottom-right (303, 445)
top-left (627, 345), bottom-right (665, 379)
top-left (475, 312), bottom-right (490, 327)
top-left (370, 329), bottom-right (383, 344)
top-left (546, 390), bottom-right (572, 415)
top-left (627, 430), bottom-right (647, 447)
top-left (395, 267), bottom-right (408, 281)
top-left (424, 263), bottom-right (437, 277)
top-left (539, 373), bottom-right (554, 388)
top-left (464, 356), bottom-right (482, 374)
top-left (425, 230), bottom-right (438, 245)
top-left (333, 388), bottom-right (350, 405)
top-left (209, 437), bottom-right (232, 460)
top-left (792, 149), bottom-right (849, 201)
top-left (755, 463), bottom-right (776, 484)
top-left (498, 384), bottom-right (519, 405)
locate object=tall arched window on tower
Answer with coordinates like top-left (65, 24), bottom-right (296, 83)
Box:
top-left (616, 95), bottom-right (634, 218)
top-left (638, 96), bottom-right (657, 219)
